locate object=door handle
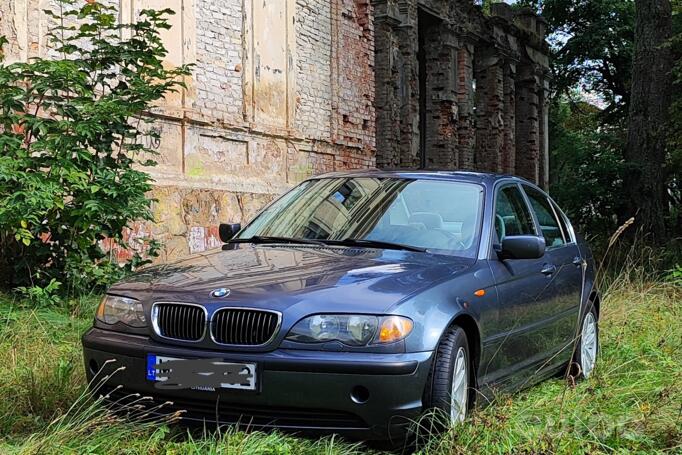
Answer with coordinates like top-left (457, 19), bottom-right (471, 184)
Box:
top-left (541, 263), bottom-right (557, 276)
top-left (573, 256), bottom-right (583, 267)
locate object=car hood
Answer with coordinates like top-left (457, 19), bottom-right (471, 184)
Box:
top-left (110, 244), bottom-right (473, 314)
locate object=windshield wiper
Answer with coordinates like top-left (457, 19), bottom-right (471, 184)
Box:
top-left (229, 235), bottom-right (327, 246)
top-left (230, 236), bottom-right (426, 252)
top-left (322, 238), bottom-right (427, 252)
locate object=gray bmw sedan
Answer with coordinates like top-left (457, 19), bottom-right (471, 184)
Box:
top-left (82, 170), bottom-right (599, 441)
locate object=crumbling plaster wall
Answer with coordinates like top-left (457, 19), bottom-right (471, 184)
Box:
top-left (1, 0), bottom-right (375, 261)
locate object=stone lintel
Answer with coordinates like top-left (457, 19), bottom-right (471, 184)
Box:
top-left (374, 0), bottom-right (404, 27)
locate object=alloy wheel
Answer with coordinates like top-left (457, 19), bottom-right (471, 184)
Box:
top-left (450, 347), bottom-right (468, 423)
top-left (580, 312), bottom-right (598, 378)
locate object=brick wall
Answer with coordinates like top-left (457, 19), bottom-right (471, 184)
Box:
top-left (194, 0), bottom-right (244, 124)
top-left (373, 2), bottom-right (549, 181)
top-left (295, 0), bottom-right (333, 141)
top-left (333, 0), bottom-right (375, 151)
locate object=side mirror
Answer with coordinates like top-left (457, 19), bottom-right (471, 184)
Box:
top-left (498, 235), bottom-right (545, 260)
top-left (219, 223), bottom-right (241, 243)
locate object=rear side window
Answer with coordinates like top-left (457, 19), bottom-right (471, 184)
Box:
top-left (551, 200), bottom-right (573, 244)
top-left (494, 185), bottom-right (536, 242)
top-left (523, 186), bottom-right (566, 248)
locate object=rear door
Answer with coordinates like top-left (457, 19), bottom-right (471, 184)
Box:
top-left (483, 183), bottom-right (557, 387)
top-left (522, 185), bottom-right (583, 359)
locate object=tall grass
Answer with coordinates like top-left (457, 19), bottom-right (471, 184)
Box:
top-left (412, 276), bottom-right (681, 454)
top-left (0, 263), bottom-right (680, 454)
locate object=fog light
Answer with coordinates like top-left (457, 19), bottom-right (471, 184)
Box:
top-left (350, 385), bottom-right (370, 404)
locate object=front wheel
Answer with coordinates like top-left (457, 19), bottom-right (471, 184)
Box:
top-left (425, 326), bottom-right (472, 425)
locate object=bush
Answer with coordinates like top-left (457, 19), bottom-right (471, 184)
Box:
top-left (0, 1), bottom-right (190, 297)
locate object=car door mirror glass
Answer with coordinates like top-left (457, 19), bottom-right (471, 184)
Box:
top-left (499, 235), bottom-right (546, 260)
top-left (219, 223), bottom-right (242, 243)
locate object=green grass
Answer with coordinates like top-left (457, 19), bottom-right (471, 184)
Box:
top-left (0, 278), bottom-right (680, 454)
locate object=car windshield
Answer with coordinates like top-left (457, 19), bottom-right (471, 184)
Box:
top-left (238, 177), bottom-right (484, 257)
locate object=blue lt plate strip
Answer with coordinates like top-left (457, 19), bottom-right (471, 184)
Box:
top-left (146, 354), bottom-right (157, 381)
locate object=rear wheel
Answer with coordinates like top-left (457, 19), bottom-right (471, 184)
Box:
top-left (425, 325), bottom-right (472, 426)
top-left (571, 307), bottom-right (599, 379)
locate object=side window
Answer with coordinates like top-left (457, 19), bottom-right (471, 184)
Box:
top-left (494, 185), bottom-right (536, 242)
top-left (551, 200), bottom-right (573, 244)
top-left (523, 186), bottom-right (566, 248)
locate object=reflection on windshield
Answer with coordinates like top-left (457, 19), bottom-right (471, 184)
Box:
top-left (238, 177), bottom-right (484, 257)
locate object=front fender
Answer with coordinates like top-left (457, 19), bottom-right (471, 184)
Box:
top-left (388, 262), bottom-right (495, 353)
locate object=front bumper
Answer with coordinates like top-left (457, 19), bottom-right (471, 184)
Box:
top-left (82, 328), bottom-right (434, 440)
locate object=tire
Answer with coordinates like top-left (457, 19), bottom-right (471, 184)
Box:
top-left (570, 305), bottom-right (599, 379)
top-left (424, 325), bottom-right (473, 428)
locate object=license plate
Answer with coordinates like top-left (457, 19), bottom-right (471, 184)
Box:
top-left (146, 355), bottom-right (257, 391)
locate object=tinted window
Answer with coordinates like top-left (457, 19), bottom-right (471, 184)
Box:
top-left (523, 186), bottom-right (566, 248)
top-left (239, 177), bottom-right (484, 257)
top-left (494, 185), bottom-right (535, 242)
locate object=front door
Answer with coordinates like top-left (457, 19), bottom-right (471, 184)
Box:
top-left (482, 183), bottom-right (557, 388)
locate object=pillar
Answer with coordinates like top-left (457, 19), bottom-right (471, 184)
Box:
top-left (373, 0), bottom-right (403, 168)
top-left (514, 63), bottom-right (540, 183)
top-left (474, 48), bottom-right (505, 173)
top-left (423, 23), bottom-right (459, 169)
top-left (538, 75), bottom-right (550, 189)
top-left (501, 61), bottom-right (517, 174)
top-left (456, 39), bottom-right (476, 169)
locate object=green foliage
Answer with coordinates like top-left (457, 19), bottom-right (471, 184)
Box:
top-left (548, 0), bottom-right (634, 118)
top-left (0, 1), bottom-right (190, 297)
top-left (548, 98), bottom-right (626, 247)
top-left (516, 0), bottom-right (635, 119)
top-left (668, 264), bottom-right (682, 285)
top-left (15, 279), bottom-right (62, 307)
top-left (479, 0), bottom-right (493, 15)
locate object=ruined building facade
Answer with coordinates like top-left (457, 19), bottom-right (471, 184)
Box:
top-left (1, 0), bottom-right (548, 260)
top-left (374, 1), bottom-right (550, 184)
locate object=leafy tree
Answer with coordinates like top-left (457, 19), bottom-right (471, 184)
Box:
top-left (0, 0), bottom-right (190, 298)
top-left (517, 0), bottom-right (635, 120)
top-left (548, 97), bottom-right (625, 247)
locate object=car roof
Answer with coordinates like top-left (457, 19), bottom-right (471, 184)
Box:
top-left (311, 168), bottom-right (534, 187)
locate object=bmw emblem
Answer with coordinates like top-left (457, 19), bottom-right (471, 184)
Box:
top-left (210, 288), bottom-right (230, 298)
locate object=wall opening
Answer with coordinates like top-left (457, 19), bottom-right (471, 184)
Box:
top-left (417, 8), bottom-right (440, 169)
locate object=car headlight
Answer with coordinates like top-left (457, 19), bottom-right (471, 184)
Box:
top-left (286, 314), bottom-right (413, 346)
top-left (96, 295), bottom-right (146, 328)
